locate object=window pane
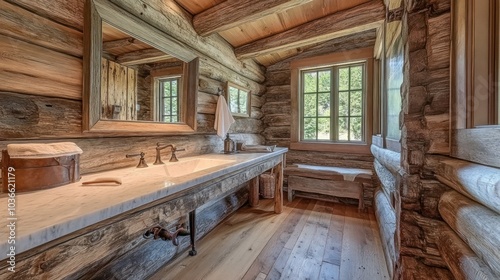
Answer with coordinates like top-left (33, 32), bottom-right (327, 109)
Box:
top-left (164, 102), bottom-right (171, 115)
top-left (338, 117), bottom-right (348, 141)
top-left (339, 67), bottom-right (349, 91)
top-left (303, 118), bottom-right (317, 140)
top-left (304, 94), bottom-right (317, 117)
top-left (318, 93), bottom-right (330, 117)
top-left (172, 97), bottom-right (178, 115)
top-left (350, 117), bottom-right (363, 141)
top-left (350, 91), bottom-right (362, 116)
top-left (318, 70), bottom-right (331, 92)
top-left (239, 91), bottom-right (248, 114)
top-left (303, 72), bottom-right (317, 93)
top-left (163, 82), bottom-right (171, 97)
top-left (318, 118), bottom-right (330, 140)
top-left (350, 66), bottom-right (363, 90)
top-left (339, 91), bottom-right (349, 117)
top-left (171, 80), bottom-right (178, 97)
top-left (229, 89), bottom-right (239, 112)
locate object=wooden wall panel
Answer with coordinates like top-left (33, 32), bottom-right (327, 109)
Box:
top-left (0, 34), bottom-right (82, 100)
top-left (0, 1), bottom-right (83, 57)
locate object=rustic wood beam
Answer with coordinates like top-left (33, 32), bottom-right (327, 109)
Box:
top-left (116, 48), bottom-right (173, 66)
top-left (234, 0), bottom-right (385, 59)
top-left (102, 37), bottom-right (135, 51)
top-left (193, 0), bottom-right (312, 36)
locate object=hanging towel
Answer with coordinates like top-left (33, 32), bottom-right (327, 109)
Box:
top-left (214, 95), bottom-right (235, 138)
top-left (7, 142), bottom-right (83, 158)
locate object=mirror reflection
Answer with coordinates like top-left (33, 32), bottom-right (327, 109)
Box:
top-left (227, 81), bottom-right (251, 118)
top-left (101, 21), bottom-right (184, 123)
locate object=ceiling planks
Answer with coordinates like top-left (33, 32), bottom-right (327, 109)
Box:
top-left (234, 0), bottom-right (385, 59)
top-left (193, 0), bottom-right (313, 36)
top-left (173, 0), bottom-right (386, 66)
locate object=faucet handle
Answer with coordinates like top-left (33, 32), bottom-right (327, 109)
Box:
top-left (126, 152), bottom-right (148, 168)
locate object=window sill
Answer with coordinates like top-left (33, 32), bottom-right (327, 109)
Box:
top-left (290, 141), bottom-right (371, 154)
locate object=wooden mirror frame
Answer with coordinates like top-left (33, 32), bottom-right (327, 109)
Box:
top-left (226, 81), bottom-right (251, 118)
top-left (83, 0), bottom-right (198, 134)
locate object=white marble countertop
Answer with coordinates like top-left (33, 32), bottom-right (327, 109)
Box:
top-left (0, 148), bottom-right (287, 256)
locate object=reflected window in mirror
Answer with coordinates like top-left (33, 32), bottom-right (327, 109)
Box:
top-left (83, 0), bottom-right (198, 134)
top-left (158, 76), bottom-right (180, 123)
top-left (226, 82), bottom-right (251, 117)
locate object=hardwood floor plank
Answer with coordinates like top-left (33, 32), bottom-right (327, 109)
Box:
top-left (242, 198), bottom-right (310, 280)
top-left (318, 261), bottom-right (340, 280)
top-left (265, 248), bottom-right (292, 280)
top-left (297, 201), bottom-right (333, 279)
top-left (151, 198), bottom-right (389, 280)
top-left (339, 205), bottom-right (389, 280)
top-left (152, 200), bottom-right (276, 280)
top-left (323, 203), bottom-right (346, 266)
top-left (279, 200), bottom-right (328, 279)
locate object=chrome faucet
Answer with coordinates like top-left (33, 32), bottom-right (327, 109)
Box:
top-left (154, 143), bottom-right (185, 164)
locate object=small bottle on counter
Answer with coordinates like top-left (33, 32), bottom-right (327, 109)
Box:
top-left (224, 133), bottom-right (235, 154)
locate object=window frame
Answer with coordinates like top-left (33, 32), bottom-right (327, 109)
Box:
top-left (299, 63), bottom-right (367, 143)
top-left (451, 0), bottom-right (500, 168)
top-left (158, 76), bottom-right (181, 123)
top-left (290, 48), bottom-right (375, 154)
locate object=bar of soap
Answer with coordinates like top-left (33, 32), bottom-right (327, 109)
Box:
top-left (81, 177), bottom-right (122, 186)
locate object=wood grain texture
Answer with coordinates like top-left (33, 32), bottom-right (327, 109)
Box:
top-left (339, 205), bottom-right (389, 279)
top-left (0, 92), bottom-right (82, 139)
top-left (452, 128), bottom-right (500, 169)
top-left (109, 0), bottom-right (265, 83)
top-left (0, 186), bottom-right (249, 279)
top-left (249, 176), bottom-right (260, 207)
top-left (439, 190), bottom-right (500, 277)
top-left (374, 188), bottom-right (397, 277)
top-left (6, 0), bottom-right (84, 31)
top-left (193, 0), bottom-right (311, 36)
top-left (437, 227), bottom-right (498, 280)
top-left (0, 34), bottom-right (82, 100)
top-left (0, 1), bottom-right (83, 57)
top-left (234, 0), bottom-right (385, 59)
top-left (435, 158), bottom-right (500, 214)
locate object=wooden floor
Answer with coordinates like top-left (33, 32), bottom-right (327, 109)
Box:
top-left (150, 197), bottom-right (389, 280)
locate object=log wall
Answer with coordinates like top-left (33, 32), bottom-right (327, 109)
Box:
top-left (0, 0), bottom-right (266, 172)
top-left (393, 0), bottom-right (454, 278)
top-left (263, 31), bottom-right (378, 205)
top-left (0, 0), bottom-right (265, 277)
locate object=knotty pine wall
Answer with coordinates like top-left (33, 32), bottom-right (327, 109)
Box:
top-left (0, 0), bottom-right (265, 174)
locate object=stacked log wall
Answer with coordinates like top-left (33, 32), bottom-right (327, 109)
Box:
top-left (0, 0), bottom-right (265, 173)
top-left (0, 0), bottom-right (265, 277)
top-left (395, 0), bottom-right (454, 278)
top-left (263, 31), bottom-right (378, 206)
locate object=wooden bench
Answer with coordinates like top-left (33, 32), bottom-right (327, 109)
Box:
top-left (286, 164), bottom-right (372, 210)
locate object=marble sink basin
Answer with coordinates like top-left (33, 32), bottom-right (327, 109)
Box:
top-left (163, 158), bottom-right (235, 177)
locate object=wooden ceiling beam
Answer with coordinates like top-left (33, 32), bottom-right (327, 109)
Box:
top-left (193, 0), bottom-right (313, 37)
top-left (102, 37), bottom-right (136, 52)
top-left (234, 0), bottom-right (386, 59)
top-left (116, 48), bottom-right (172, 66)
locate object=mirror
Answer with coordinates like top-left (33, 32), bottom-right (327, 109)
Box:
top-left (226, 81), bottom-right (251, 118)
top-left (83, 0), bottom-right (198, 134)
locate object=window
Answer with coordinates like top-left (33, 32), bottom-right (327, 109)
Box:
top-left (158, 77), bottom-right (180, 123)
top-left (290, 48), bottom-right (375, 154)
top-left (226, 81), bottom-right (251, 117)
top-left (301, 64), bottom-right (365, 142)
top-left (451, 0), bottom-right (500, 168)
